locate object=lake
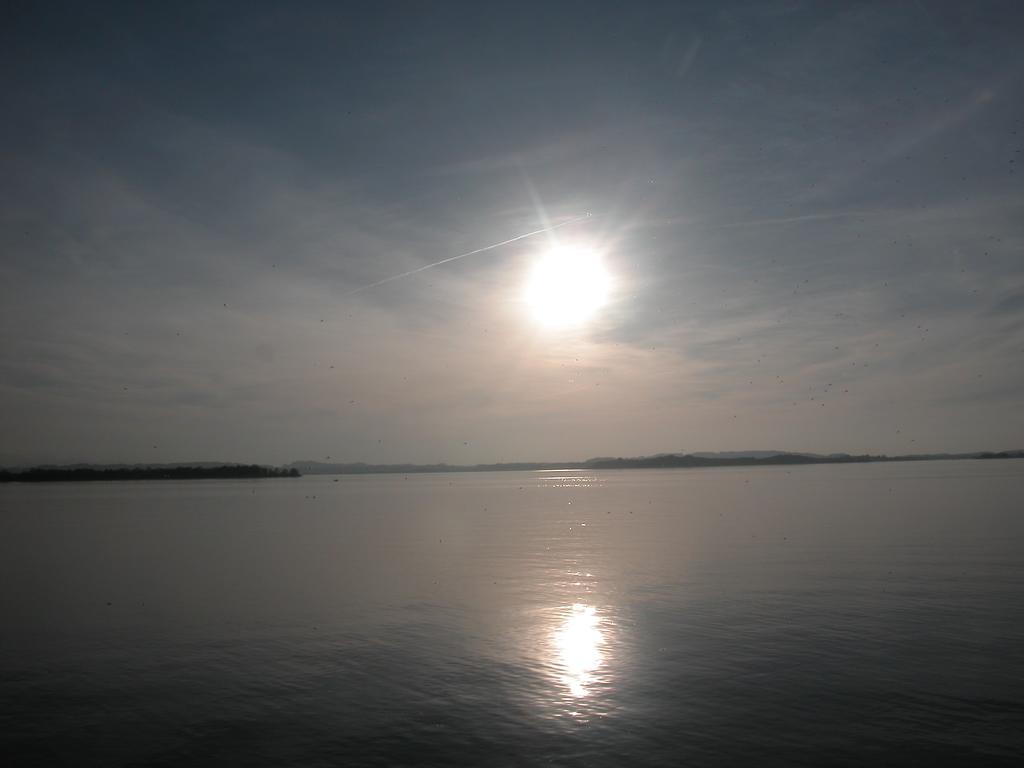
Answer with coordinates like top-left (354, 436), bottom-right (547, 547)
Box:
top-left (2, 461), bottom-right (1022, 766)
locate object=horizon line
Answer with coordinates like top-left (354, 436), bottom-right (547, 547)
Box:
top-left (5, 447), bottom-right (1023, 472)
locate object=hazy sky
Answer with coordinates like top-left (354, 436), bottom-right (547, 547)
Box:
top-left (2, 1), bottom-right (1023, 465)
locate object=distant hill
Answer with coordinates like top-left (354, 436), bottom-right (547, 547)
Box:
top-left (581, 453), bottom-right (874, 469)
top-left (977, 450), bottom-right (1024, 459)
top-left (289, 449), bottom-right (1024, 476)
top-left (689, 450), bottom-right (847, 460)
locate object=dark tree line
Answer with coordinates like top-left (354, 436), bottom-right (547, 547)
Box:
top-left (0, 465), bottom-right (301, 482)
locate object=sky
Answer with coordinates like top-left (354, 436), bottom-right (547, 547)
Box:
top-left (1, 0), bottom-right (1023, 466)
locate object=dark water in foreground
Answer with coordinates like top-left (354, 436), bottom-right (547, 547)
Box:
top-left (2, 461), bottom-right (1023, 766)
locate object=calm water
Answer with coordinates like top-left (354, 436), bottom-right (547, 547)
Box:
top-left (2, 461), bottom-right (1023, 766)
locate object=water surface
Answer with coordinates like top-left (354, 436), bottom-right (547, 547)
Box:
top-left (2, 461), bottom-right (1022, 765)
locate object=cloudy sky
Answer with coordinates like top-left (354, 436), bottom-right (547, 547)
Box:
top-left (2, 1), bottom-right (1022, 466)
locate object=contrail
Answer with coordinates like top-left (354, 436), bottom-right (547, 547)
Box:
top-left (343, 213), bottom-right (592, 296)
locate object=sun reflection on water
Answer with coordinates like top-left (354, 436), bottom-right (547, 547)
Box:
top-left (554, 604), bottom-right (605, 698)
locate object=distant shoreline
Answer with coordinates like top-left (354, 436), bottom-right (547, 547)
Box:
top-left (0, 465), bottom-right (300, 483)
top-left (289, 450), bottom-right (1024, 476)
top-left (3, 451), bottom-right (1021, 483)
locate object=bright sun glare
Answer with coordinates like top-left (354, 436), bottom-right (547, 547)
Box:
top-left (524, 245), bottom-right (611, 329)
top-left (555, 604), bottom-right (604, 698)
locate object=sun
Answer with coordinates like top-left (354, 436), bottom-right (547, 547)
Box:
top-left (524, 244), bottom-right (612, 328)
